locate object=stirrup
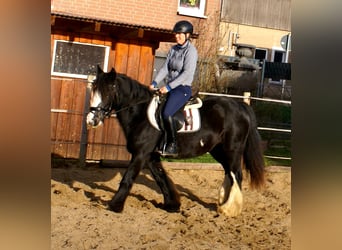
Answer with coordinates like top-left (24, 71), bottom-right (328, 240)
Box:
top-left (161, 151), bottom-right (178, 157)
top-left (161, 143), bottom-right (178, 157)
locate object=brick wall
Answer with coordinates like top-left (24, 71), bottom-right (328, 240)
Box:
top-left (51, 0), bottom-right (220, 33)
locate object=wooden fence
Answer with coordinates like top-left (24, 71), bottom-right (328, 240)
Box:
top-left (51, 77), bottom-right (131, 161)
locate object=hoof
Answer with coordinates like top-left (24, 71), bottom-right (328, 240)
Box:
top-left (156, 202), bottom-right (180, 213)
top-left (163, 204), bottom-right (180, 213)
top-left (218, 201), bottom-right (242, 217)
top-left (108, 201), bottom-right (124, 213)
top-left (218, 171), bottom-right (243, 217)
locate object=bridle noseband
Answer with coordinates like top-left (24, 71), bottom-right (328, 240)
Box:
top-left (89, 83), bottom-right (115, 118)
top-left (89, 106), bottom-right (113, 118)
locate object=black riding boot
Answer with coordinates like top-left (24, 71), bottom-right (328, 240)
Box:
top-left (162, 116), bottom-right (178, 157)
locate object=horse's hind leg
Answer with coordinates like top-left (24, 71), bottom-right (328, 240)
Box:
top-left (147, 153), bottom-right (180, 212)
top-left (218, 171), bottom-right (243, 217)
top-left (108, 156), bottom-right (144, 212)
top-left (210, 145), bottom-right (243, 217)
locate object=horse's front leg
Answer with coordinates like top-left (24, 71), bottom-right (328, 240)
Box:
top-left (108, 156), bottom-right (144, 212)
top-left (147, 153), bottom-right (180, 212)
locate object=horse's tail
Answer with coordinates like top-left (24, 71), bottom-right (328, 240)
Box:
top-left (243, 105), bottom-right (265, 190)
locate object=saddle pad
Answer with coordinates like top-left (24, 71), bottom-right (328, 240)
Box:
top-left (147, 96), bottom-right (201, 133)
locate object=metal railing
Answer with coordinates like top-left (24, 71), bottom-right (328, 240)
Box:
top-left (199, 91), bottom-right (291, 161)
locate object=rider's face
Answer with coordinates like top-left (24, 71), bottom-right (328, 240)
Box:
top-left (175, 32), bottom-right (187, 45)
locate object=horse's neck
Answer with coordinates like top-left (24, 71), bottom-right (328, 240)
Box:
top-left (115, 100), bottom-right (150, 137)
top-left (114, 78), bottom-right (152, 134)
top-left (114, 76), bottom-right (146, 105)
top-left (118, 89), bottom-right (152, 110)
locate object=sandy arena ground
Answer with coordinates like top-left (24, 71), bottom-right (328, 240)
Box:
top-left (51, 161), bottom-right (290, 249)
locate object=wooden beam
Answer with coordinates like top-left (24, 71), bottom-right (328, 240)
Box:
top-left (138, 28), bottom-right (144, 38)
top-left (51, 15), bottom-right (56, 26)
top-left (95, 22), bottom-right (101, 32)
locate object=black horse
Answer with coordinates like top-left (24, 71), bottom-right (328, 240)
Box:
top-left (86, 66), bottom-right (265, 217)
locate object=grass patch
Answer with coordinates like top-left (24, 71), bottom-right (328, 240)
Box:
top-left (253, 101), bottom-right (291, 125)
top-left (162, 153), bottom-right (217, 164)
top-left (263, 139), bottom-right (291, 166)
top-left (264, 157), bottom-right (291, 167)
top-left (162, 151), bottom-right (291, 167)
top-left (252, 101), bottom-right (291, 167)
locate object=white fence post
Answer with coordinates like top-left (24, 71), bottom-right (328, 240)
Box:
top-left (79, 75), bottom-right (95, 167)
top-left (243, 92), bottom-right (251, 105)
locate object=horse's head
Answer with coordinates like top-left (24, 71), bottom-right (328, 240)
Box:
top-left (86, 65), bottom-right (117, 128)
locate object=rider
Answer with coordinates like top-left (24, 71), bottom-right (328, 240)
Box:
top-left (150, 20), bottom-right (198, 156)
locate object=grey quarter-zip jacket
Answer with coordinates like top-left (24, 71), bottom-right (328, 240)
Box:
top-left (154, 40), bottom-right (198, 89)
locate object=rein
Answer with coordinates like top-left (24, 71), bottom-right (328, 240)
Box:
top-left (89, 81), bottom-right (159, 118)
top-left (90, 98), bottom-right (151, 117)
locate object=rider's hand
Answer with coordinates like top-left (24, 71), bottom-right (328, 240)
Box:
top-left (149, 84), bottom-right (157, 90)
top-left (159, 86), bottom-right (168, 94)
top-left (150, 81), bottom-right (158, 90)
top-left (159, 85), bottom-right (171, 94)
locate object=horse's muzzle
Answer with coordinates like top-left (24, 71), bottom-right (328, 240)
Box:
top-left (86, 112), bottom-right (102, 128)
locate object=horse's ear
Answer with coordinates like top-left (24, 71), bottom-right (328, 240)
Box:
top-left (109, 67), bottom-right (117, 81)
top-left (96, 65), bottom-right (103, 74)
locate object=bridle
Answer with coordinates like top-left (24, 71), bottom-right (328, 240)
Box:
top-left (89, 95), bottom-right (153, 118)
top-left (88, 83), bottom-right (157, 120)
top-left (89, 106), bottom-right (113, 118)
top-left (88, 82), bottom-right (117, 118)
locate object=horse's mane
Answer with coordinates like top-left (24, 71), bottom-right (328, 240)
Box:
top-left (116, 73), bottom-right (152, 103)
top-left (96, 69), bottom-right (152, 106)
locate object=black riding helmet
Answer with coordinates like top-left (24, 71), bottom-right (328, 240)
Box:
top-left (172, 20), bottom-right (193, 34)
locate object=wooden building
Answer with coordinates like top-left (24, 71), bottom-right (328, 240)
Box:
top-left (50, 0), bottom-right (220, 161)
top-left (50, 0), bottom-right (291, 161)
top-left (51, 12), bottom-right (176, 161)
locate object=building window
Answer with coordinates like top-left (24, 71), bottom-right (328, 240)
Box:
top-left (178, 0), bottom-right (207, 18)
top-left (273, 50), bottom-right (285, 63)
top-left (255, 48), bottom-right (268, 61)
top-left (269, 48), bottom-right (286, 84)
top-left (51, 40), bottom-right (110, 79)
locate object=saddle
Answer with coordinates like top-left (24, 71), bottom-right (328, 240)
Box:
top-left (147, 95), bottom-right (202, 133)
